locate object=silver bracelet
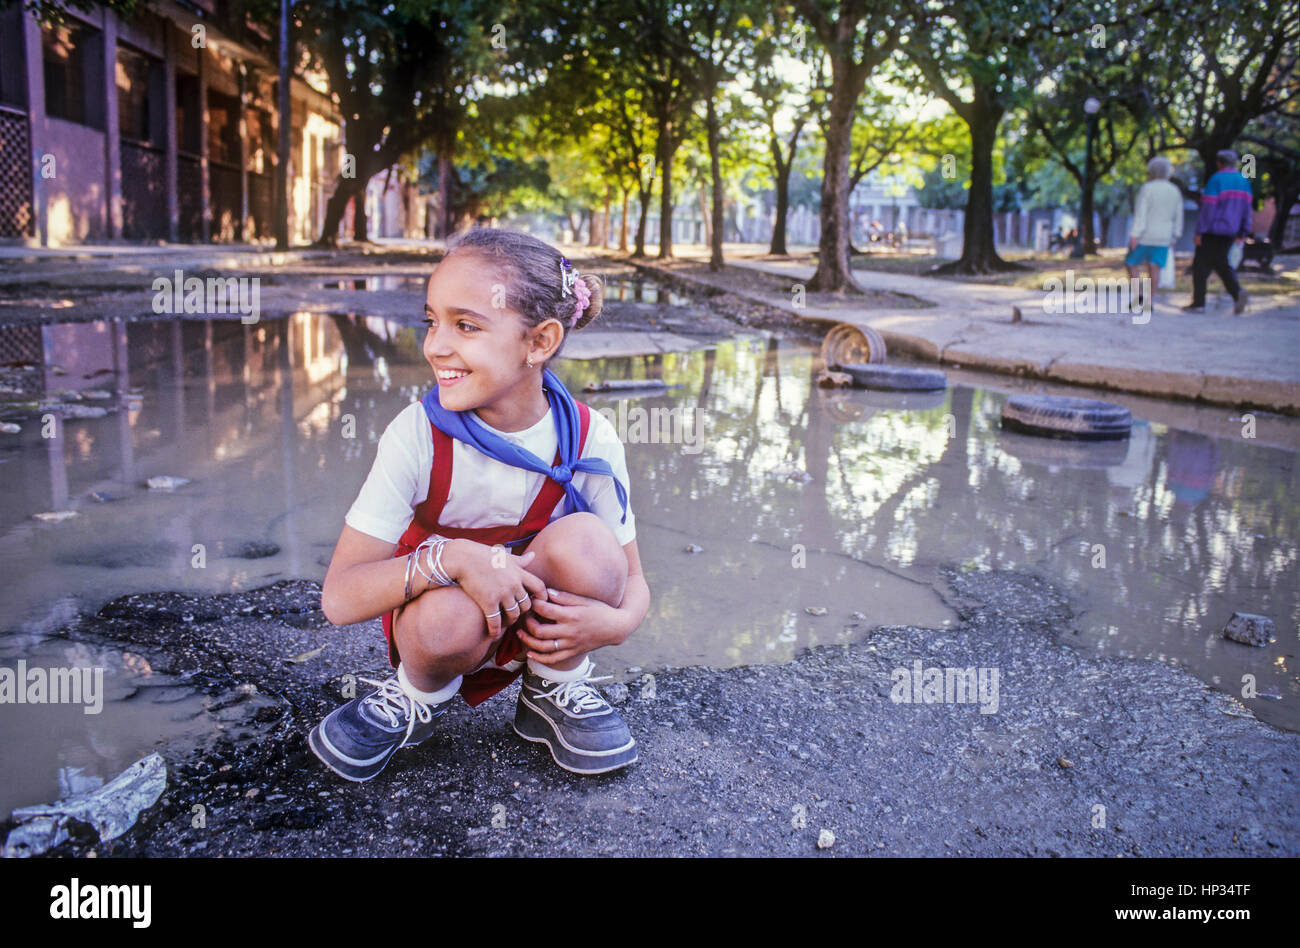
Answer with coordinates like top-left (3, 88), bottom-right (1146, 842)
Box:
top-left (414, 537), bottom-right (457, 587)
top-left (432, 537), bottom-right (456, 586)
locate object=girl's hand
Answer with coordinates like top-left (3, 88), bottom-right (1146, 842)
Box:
top-left (517, 588), bottom-right (624, 666)
top-left (447, 542), bottom-right (549, 640)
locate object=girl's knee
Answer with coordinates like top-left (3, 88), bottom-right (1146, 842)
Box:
top-left (528, 513), bottom-right (626, 603)
top-left (395, 587), bottom-right (493, 666)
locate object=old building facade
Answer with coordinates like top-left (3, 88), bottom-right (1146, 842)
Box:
top-left (0, 0), bottom-right (343, 246)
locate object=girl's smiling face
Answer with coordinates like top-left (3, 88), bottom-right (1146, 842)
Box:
top-left (422, 253), bottom-right (561, 430)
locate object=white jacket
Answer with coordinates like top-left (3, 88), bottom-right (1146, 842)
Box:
top-left (1130, 179), bottom-right (1184, 246)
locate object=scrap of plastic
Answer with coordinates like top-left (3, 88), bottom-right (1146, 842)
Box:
top-left (3, 753), bottom-right (166, 857)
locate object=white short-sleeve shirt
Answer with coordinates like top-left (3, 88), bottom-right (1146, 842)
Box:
top-left (345, 401), bottom-right (636, 548)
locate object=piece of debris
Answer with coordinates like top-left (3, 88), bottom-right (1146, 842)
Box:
top-left (80, 390), bottom-right (112, 400)
top-left (3, 753), bottom-right (166, 857)
top-left (285, 645), bottom-right (326, 664)
top-left (583, 379), bottom-right (668, 393)
top-left (33, 510), bottom-right (78, 523)
top-left (0, 422), bottom-right (19, 434)
top-left (1011, 305), bottom-right (1023, 323)
top-left (816, 370), bottom-right (853, 388)
top-left (57, 766), bottom-right (104, 798)
top-left (146, 475), bottom-right (190, 491)
top-left (805, 606), bottom-right (828, 616)
top-left (605, 682), bottom-right (630, 704)
top-left (684, 543), bottom-right (704, 553)
top-left (1058, 757), bottom-right (1074, 769)
top-left (817, 829), bottom-right (836, 849)
top-left (1223, 612), bottom-right (1276, 647)
top-left (850, 611), bottom-right (867, 620)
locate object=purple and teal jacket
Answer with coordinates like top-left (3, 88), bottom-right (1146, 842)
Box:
top-left (1196, 169), bottom-right (1253, 237)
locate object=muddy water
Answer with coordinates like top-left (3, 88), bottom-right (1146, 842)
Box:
top-left (0, 308), bottom-right (1297, 813)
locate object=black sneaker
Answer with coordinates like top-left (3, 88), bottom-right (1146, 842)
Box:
top-left (308, 675), bottom-right (451, 782)
top-left (1181, 303), bottom-right (1206, 313)
top-left (514, 664), bottom-right (637, 774)
top-left (1234, 288), bottom-right (1249, 315)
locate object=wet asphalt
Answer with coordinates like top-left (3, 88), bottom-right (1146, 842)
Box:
top-left (15, 567), bottom-right (1295, 858)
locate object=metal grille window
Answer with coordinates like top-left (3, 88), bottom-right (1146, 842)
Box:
top-left (175, 72), bottom-right (201, 154)
top-left (0, 5), bottom-right (28, 110)
top-left (207, 89), bottom-right (240, 167)
top-left (42, 19), bottom-right (104, 129)
top-left (116, 44), bottom-right (164, 145)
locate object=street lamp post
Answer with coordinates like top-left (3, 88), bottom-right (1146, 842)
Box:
top-left (1071, 96), bottom-right (1101, 258)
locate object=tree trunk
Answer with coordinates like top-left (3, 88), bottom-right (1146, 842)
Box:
top-left (1078, 117), bottom-right (1098, 256)
top-left (274, 0), bottom-right (291, 249)
top-left (634, 184), bottom-right (650, 257)
top-left (1269, 185), bottom-right (1298, 250)
top-left (769, 153), bottom-right (792, 255)
top-left (599, 189), bottom-right (612, 247)
top-left (706, 90), bottom-right (724, 271)
top-left (619, 187), bottom-right (629, 252)
top-left (437, 152), bottom-right (454, 239)
top-left (936, 93), bottom-right (1022, 274)
top-left (354, 191), bottom-right (369, 242)
top-left (657, 115), bottom-right (675, 259)
top-left (807, 60), bottom-right (860, 292)
top-left (316, 169), bottom-right (370, 247)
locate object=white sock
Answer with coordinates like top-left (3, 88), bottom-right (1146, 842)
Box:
top-left (397, 664), bottom-right (461, 705)
top-left (527, 655), bottom-right (591, 682)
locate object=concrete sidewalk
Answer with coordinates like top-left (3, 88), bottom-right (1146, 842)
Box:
top-left (640, 247), bottom-right (1300, 415)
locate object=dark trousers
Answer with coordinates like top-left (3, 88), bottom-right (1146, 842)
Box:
top-left (1191, 234), bottom-right (1241, 305)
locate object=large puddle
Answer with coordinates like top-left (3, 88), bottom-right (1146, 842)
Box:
top-left (1, 304), bottom-right (1297, 812)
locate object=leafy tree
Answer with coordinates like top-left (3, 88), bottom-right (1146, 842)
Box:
top-left (901, 0), bottom-right (1083, 272)
top-left (1135, 0), bottom-right (1300, 182)
top-left (297, 0), bottom-right (503, 245)
top-left (749, 18), bottom-right (818, 255)
top-left (792, 0), bottom-right (903, 292)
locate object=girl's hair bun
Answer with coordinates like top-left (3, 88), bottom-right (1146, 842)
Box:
top-left (572, 273), bottom-right (604, 330)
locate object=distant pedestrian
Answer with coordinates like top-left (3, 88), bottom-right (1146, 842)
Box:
top-left (1125, 156), bottom-right (1183, 306)
top-left (1183, 149), bottom-right (1252, 314)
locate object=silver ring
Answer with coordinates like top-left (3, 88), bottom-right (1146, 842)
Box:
top-left (514, 596), bottom-right (528, 605)
top-left (552, 638), bottom-right (559, 652)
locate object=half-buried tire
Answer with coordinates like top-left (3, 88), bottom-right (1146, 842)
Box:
top-left (839, 363), bottom-right (947, 391)
top-left (1000, 394), bottom-right (1132, 441)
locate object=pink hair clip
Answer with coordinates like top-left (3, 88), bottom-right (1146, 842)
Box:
top-left (571, 279), bottom-right (591, 326)
top-left (559, 257), bottom-right (590, 327)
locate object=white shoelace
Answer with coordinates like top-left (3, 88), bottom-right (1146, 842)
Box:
top-left (360, 676), bottom-right (433, 746)
top-left (533, 665), bottom-right (613, 713)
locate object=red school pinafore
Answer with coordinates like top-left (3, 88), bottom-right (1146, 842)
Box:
top-left (380, 401), bottom-right (594, 707)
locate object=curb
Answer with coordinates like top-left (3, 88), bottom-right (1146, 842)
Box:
top-left (627, 258), bottom-right (1300, 416)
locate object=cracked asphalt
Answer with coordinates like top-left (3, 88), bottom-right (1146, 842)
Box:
top-left (14, 566), bottom-right (1294, 858)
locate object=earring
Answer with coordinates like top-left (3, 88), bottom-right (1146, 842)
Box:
top-left (525, 358), bottom-right (534, 368)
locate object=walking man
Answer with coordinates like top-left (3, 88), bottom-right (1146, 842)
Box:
top-left (1183, 149), bottom-right (1252, 315)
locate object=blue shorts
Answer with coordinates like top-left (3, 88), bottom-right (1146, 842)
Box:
top-left (1125, 244), bottom-right (1168, 267)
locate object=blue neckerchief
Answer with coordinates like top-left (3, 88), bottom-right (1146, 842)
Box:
top-left (420, 367), bottom-right (629, 535)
